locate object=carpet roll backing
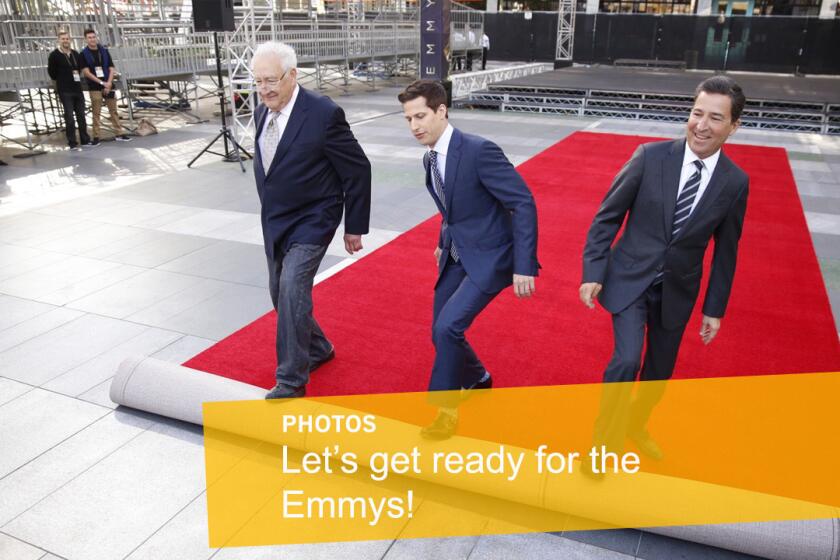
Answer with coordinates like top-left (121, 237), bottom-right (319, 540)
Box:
top-left (110, 356), bottom-right (839, 560)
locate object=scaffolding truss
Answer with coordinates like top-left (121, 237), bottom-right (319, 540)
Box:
top-left (449, 63), bottom-right (553, 100)
top-left (555, 0), bottom-right (575, 62)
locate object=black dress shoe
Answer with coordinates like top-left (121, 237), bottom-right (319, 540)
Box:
top-left (265, 384), bottom-right (306, 400)
top-left (310, 348), bottom-right (335, 373)
top-left (629, 430), bottom-right (664, 461)
top-left (420, 412), bottom-right (458, 440)
top-left (460, 374), bottom-right (492, 402)
top-left (472, 375), bottom-right (493, 390)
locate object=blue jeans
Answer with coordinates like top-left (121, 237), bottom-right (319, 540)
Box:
top-left (267, 243), bottom-right (332, 389)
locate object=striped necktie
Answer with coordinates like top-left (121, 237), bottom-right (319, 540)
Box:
top-left (428, 150), bottom-right (459, 262)
top-left (672, 159), bottom-right (704, 238)
top-left (654, 159), bottom-right (704, 285)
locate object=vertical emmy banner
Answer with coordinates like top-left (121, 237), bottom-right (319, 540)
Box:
top-left (420, 0), bottom-right (451, 80)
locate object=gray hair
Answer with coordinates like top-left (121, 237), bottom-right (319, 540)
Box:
top-left (252, 41), bottom-right (297, 73)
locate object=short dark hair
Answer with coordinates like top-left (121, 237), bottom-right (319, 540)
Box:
top-left (694, 76), bottom-right (746, 122)
top-left (398, 80), bottom-right (447, 113)
top-left (84, 29), bottom-right (97, 37)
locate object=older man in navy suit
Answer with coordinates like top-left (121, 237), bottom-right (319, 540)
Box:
top-left (252, 42), bottom-right (371, 399)
top-left (399, 80), bottom-right (540, 439)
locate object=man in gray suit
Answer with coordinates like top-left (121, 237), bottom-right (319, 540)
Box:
top-left (580, 76), bottom-right (749, 462)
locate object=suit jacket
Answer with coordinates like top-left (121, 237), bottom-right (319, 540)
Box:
top-left (254, 87), bottom-right (371, 263)
top-left (426, 127), bottom-right (539, 294)
top-left (582, 138), bottom-right (749, 330)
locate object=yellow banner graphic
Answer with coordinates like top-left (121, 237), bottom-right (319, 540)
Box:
top-left (204, 372), bottom-right (840, 547)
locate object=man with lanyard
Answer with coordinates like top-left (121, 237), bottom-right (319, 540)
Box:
top-left (81, 29), bottom-right (131, 144)
top-left (47, 31), bottom-right (92, 151)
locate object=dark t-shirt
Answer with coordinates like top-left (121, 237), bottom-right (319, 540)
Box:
top-left (80, 46), bottom-right (113, 91)
top-left (47, 48), bottom-right (83, 94)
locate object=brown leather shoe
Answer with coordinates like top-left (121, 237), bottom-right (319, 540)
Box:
top-left (420, 412), bottom-right (459, 440)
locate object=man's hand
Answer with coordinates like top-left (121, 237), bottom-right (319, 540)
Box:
top-left (579, 282), bottom-right (602, 309)
top-left (103, 83), bottom-right (111, 95)
top-left (343, 233), bottom-right (363, 255)
top-left (700, 315), bottom-right (721, 345)
top-left (434, 246), bottom-right (442, 264)
top-left (513, 274), bottom-right (535, 298)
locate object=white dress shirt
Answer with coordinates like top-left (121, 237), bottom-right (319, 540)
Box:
top-left (429, 123), bottom-right (454, 187)
top-left (259, 83), bottom-right (300, 171)
top-left (678, 143), bottom-right (721, 216)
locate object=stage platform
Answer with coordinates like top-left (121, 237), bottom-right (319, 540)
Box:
top-left (460, 66), bottom-right (840, 135)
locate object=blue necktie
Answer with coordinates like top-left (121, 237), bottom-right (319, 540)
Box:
top-left (428, 150), bottom-right (459, 262)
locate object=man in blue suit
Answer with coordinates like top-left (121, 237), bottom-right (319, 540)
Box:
top-left (252, 42), bottom-right (371, 399)
top-left (398, 80), bottom-right (540, 439)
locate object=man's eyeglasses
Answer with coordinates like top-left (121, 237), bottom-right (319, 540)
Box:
top-left (254, 70), bottom-right (290, 90)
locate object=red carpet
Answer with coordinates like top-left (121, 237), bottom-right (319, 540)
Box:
top-left (184, 131), bottom-right (840, 395)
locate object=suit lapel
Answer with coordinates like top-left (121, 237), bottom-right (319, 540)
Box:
top-left (661, 138), bottom-right (684, 243)
top-left (443, 128), bottom-right (462, 214)
top-left (674, 152), bottom-right (732, 239)
top-left (254, 104), bottom-right (267, 185)
top-left (266, 86), bottom-right (308, 177)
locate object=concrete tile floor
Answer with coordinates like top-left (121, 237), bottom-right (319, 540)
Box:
top-left (1, 83), bottom-right (838, 560)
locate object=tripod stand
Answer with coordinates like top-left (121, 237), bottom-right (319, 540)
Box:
top-left (188, 31), bottom-right (252, 172)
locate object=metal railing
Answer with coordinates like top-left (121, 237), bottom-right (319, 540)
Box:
top-left (118, 33), bottom-right (217, 79)
top-left (1, 18), bottom-right (421, 91)
top-left (451, 1), bottom-right (483, 51)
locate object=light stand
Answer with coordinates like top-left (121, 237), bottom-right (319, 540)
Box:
top-left (188, 31), bottom-right (252, 172)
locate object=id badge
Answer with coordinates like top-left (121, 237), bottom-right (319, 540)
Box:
top-left (72, 70), bottom-right (81, 82)
top-left (95, 66), bottom-right (105, 78)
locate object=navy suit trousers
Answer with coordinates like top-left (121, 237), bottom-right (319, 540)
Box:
top-left (593, 282), bottom-right (688, 452)
top-left (429, 256), bottom-right (501, 407)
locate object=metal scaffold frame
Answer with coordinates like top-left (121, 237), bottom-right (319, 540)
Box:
top-left (225, 0), bottom-right (275, 153)
top-left (2, 0), bottom-right (490, 153)
top-left (555, 0), bottom-right (575, 63)
top-left (224, 13), bottom-right (422, 149)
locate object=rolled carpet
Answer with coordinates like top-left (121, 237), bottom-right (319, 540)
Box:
top-left (110, 356), bottom-right (840, 560)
